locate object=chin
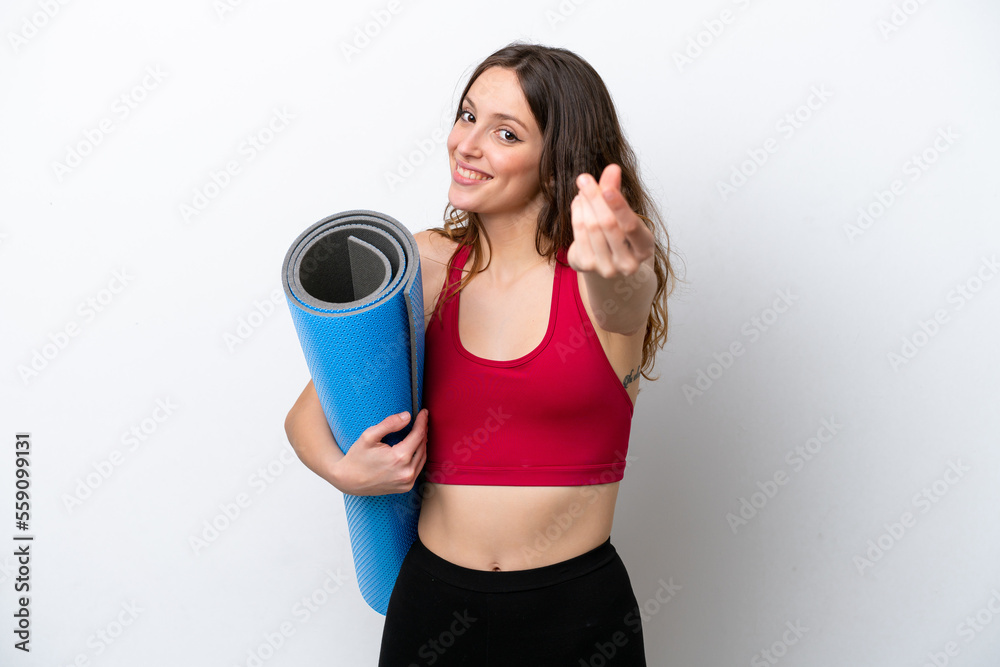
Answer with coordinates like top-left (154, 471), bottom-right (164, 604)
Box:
top-left (447, 188), bottom-right (476, 213)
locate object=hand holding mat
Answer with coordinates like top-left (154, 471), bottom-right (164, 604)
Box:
top-left (282, 209), bottom-right (425, 615)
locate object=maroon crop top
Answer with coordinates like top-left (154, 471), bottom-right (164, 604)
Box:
top-left (421, 243), bottom-right (635, 486)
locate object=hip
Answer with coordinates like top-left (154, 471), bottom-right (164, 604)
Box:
top-left (378, 533), bottom-right (647, 665)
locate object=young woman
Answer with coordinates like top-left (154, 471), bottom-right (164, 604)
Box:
top-left (285, 42), bottom-right (677, 665)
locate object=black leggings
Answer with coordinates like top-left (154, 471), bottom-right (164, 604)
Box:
top-left (377, 535), bottom-right (647, 666)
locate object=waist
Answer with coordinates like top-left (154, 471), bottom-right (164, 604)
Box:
top-left (416, 481), bottom-right (620, 571)
top-left (405, 531), bottom-right (619, 593)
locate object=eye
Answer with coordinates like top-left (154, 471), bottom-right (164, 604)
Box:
top-left (458, 108), bottom-right (520, 143)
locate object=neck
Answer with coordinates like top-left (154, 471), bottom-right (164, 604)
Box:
top-left (476, 205), bottom-right (550, 284)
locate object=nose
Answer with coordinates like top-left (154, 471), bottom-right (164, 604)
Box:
top-left (454, 123), bottom-right (483, 159)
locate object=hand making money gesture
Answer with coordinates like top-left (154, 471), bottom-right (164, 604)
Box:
top-left (569, 163), bottom-right (656, 279)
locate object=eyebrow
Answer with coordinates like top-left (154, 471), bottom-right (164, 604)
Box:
top-left (463, 96), bottom-right (529, 132)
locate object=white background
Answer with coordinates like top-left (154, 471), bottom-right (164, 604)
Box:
top-left (2, 0), bottom-right (999, 665)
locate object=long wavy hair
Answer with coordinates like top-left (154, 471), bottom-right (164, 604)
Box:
top-left (426, 41), bottom-right (682, 382)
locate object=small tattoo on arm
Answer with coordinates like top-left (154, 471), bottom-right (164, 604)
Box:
top-left (623, 367), bottom-right (639, 389)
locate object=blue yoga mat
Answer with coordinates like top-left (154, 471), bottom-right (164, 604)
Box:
top-left (282, 209), bottom-right (424, 615)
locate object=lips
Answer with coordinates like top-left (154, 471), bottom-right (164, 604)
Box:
top-left (455, 160), bottom-right (492, 181)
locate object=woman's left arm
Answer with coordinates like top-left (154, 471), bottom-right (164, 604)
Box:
top-left (569, 163), bottom-right (658, 336)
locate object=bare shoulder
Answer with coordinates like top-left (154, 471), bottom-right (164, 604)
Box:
top-left (414, 229), bottom-right (459, 324)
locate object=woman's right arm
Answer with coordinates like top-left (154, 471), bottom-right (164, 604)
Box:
top-left (284, 380), bottom-right (429, 496)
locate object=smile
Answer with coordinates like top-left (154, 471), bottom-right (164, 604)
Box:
top-left (455, 164), bottom-right (493, 182)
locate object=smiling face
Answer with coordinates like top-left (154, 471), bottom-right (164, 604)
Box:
top-left (446, 67), bottom-right (545, 221)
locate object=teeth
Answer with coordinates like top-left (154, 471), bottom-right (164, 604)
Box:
top-left (457, 165), bottom-right (492, 181)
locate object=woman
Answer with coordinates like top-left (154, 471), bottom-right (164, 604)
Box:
top-left (285, 42), bottom-right (677, 665)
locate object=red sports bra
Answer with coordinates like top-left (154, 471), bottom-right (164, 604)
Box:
top-left (421, 243), bottom-right (635, 486)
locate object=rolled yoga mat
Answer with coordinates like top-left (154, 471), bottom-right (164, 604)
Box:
top-left (282, 209), bottom-right (424, 615)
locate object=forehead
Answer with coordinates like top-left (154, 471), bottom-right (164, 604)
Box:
top-left (466, 67), bottom-right (535, 127)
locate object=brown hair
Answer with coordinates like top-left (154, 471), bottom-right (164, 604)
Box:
top-left (426, 41), bottom-right (683, 382)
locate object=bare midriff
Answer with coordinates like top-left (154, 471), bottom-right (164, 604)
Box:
top-left (416, 480), bottom-right (620, 571)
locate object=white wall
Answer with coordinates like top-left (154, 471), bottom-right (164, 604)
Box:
top-left (3, 0), bottom-right (999, 665)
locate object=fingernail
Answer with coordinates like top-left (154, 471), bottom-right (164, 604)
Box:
top-left (398, 411), bottom-right (409, 420)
